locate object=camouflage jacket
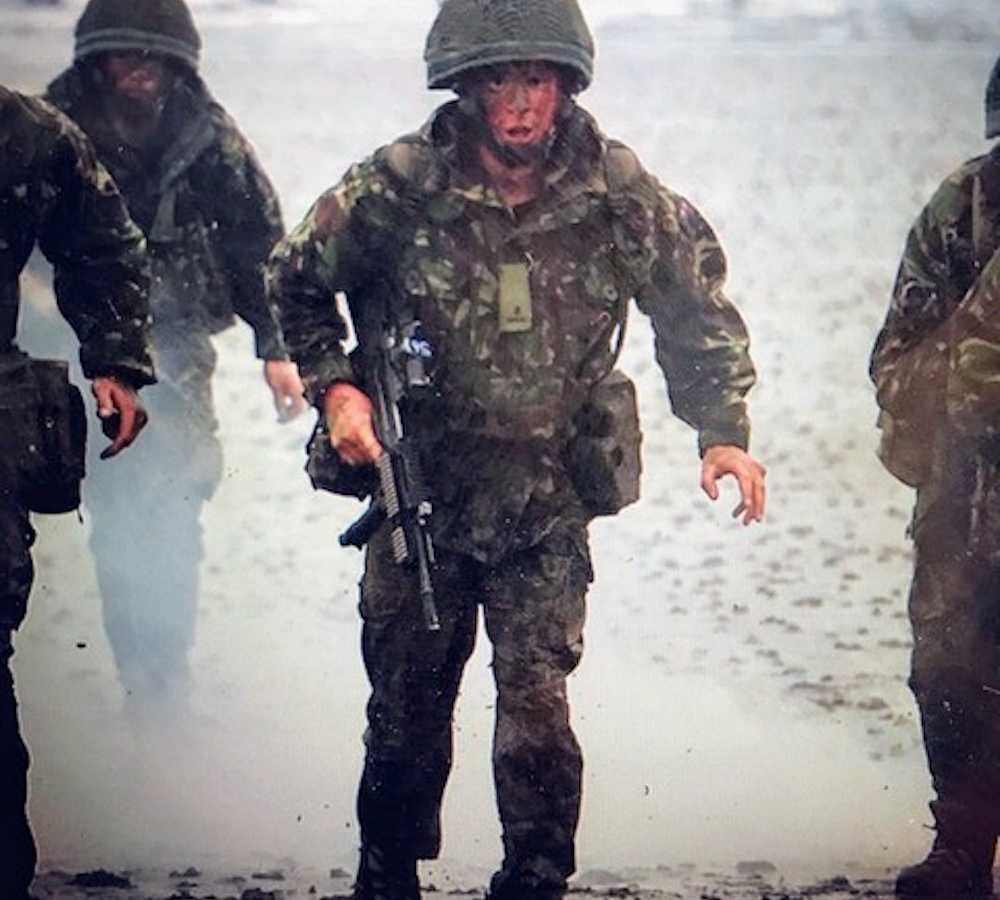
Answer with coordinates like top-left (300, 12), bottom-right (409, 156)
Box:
top-left (871, 146), bottom-right (1000, 553)
top-left (268, 103), bottom-right (756, 561)
top-left (0, 85), bottom-right (154, 386)
top-left (871, 145), bottom-right (1000, 417)
top-left (46, 65), bottom-right (287, 363)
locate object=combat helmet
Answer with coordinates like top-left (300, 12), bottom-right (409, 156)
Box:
top-left (987, 55), bottom-right (1000, 140)
top-left (74, 0), bottom-right (201, 72)
top-left (425, 0), bottom-right (595, 93)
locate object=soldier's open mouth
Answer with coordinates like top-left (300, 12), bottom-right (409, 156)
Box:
top-left (503, 126), bottom-right (534, 143)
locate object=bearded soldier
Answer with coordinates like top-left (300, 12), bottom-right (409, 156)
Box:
top-left (0, 85), bottom-right (153, 900)
top-left (268, 2), bottom-right (767, 899)
top-left (43, 0), bottom-right (305, 705)
top-left (872, 57), bottom-right (1000, 900)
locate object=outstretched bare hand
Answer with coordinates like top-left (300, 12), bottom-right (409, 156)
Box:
top-left (92, 375), bottom-right (147, 460)
top-left (700, 444), bottom-right (767, 526)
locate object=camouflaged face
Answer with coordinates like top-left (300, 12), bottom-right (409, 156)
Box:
top-left (0, 85), bottom-right (154, 386)
top-left (268, 102), bottom-right (755, 559)
top-left (46, 67), bottom-right (287, 364)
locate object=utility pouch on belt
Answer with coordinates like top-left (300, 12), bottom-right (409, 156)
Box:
top-left (305, 415), bottom-right (375, 500)
top-left (0, 355), bottom-right (87, 514)
top-left (567, 370), bottom-right (642, 517)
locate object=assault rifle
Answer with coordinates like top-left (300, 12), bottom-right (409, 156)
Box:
top-left (338, 319), bottom-right (440, 632)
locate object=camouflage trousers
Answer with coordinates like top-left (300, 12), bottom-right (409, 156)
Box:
top-left (909, 490), bottom-right (1000, 834)
top-left (357, 519), bottom-right (592, 896)
top-left (84, 376), bottom-right (222, 705)
top-left (0, 470), bottom-right (38, 897)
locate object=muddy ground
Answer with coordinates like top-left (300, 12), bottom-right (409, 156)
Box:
top-left (2, 1), bottom-right (1000, 898)
top-left (29, 863), bottom-right (901, 900)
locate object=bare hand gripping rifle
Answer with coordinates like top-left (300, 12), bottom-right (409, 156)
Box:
top-left (338, 318), bottom-right (440, 632)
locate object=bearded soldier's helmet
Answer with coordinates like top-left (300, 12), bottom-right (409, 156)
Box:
top-left (74, 0), bottom-right (201, 72)
top-left (987, 55), bottom-right (1000, 140)
top-left (425, 0), bottom-right (595, 92)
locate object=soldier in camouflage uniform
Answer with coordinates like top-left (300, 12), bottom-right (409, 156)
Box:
top-left (43, 0), bottom-right (305, 705)
top-left (872, 56), bottom-right (1000, 900)
top-left (268, 2), bottom-right (766, 898)
top-left (0, 84), bottom-right (153, 900)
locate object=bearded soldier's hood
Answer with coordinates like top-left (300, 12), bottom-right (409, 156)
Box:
top-left (74, 0), bottom-right (202, 72)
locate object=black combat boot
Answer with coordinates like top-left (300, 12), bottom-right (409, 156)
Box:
top-left (353, 843), bottom-right (420, 900)
top-left (896, 806), bottom-right (997, 898)
top-left (485, 869), bottom-right (564, 900)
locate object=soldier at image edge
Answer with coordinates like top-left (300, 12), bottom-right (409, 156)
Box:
top-left (43, 0), bottom-right (306, 708)
top-left (267, 1), bottom-right (768, 899)
top-left (0, 85), bottom-right (155, 900)
top-left (872, 52), bottom-right (1000, 900)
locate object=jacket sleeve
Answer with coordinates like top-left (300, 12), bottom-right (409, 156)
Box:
top-left (634, 177), bottom-right (756, 455)
top-left (35, 106), bottom-right (155, 387)
top-left (201, 111), bottom-right (288, 361)
top-left (266, 152), bottom-right (396, 406)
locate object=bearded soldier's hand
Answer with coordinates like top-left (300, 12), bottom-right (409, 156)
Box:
top-left (264, 359), bottom-right (307, 422)
top-left (700, 445), bottom-right (767, 526)
top-left (325, 383), bottom-right (383, 466)
top-left (92, 375), bottom-right (148, 460)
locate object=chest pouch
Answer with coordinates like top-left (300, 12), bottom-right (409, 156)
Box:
top-left (0, 355), bottom-right (87, 514)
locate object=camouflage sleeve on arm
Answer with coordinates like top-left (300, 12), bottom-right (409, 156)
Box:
top-left (199, 111), bottom-right (288, 361)
top-left (869, 173), bottom-right (972, 416)
top-left (635, 181), bottom-right (756, 455)
top-left (266, 153), bottom-right (394, 406)
top-left (35, 104), bottom-right (155, 387)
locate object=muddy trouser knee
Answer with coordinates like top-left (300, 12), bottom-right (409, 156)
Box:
top-left (357, 527), bottom-right (478, 859)
top-left (483, 529), bottom-right (590, 896)
top-left (908, 543), bottom-right (1000, 833)
top-left (0, 484), bottom-right (38, 895)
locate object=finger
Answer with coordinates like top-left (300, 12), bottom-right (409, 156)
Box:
top-left (741, 475), bottom-right (765, 526)
top-left (274, 394), bottom-right (293, 424)
top-left (340, 435), bottom-right (372, 467)
top-left (736, 470), bottom-right (754, 519)
top-left (753, 473), bottom-right (767, 523)
top-left (102, 394), bottom-right (136, 459)
top-left (92, 380), bottom-right (114, 418)
top-left (700, 464), bottom-right (720, 501)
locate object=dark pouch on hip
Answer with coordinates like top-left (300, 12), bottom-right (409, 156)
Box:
top-left (19, 359), bottom-right (86, 514)
top-left (567, 370), bottom-right (642, 518)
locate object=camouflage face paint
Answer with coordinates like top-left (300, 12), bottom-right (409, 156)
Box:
top-left (478, 62), bottom-right (563, 152)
